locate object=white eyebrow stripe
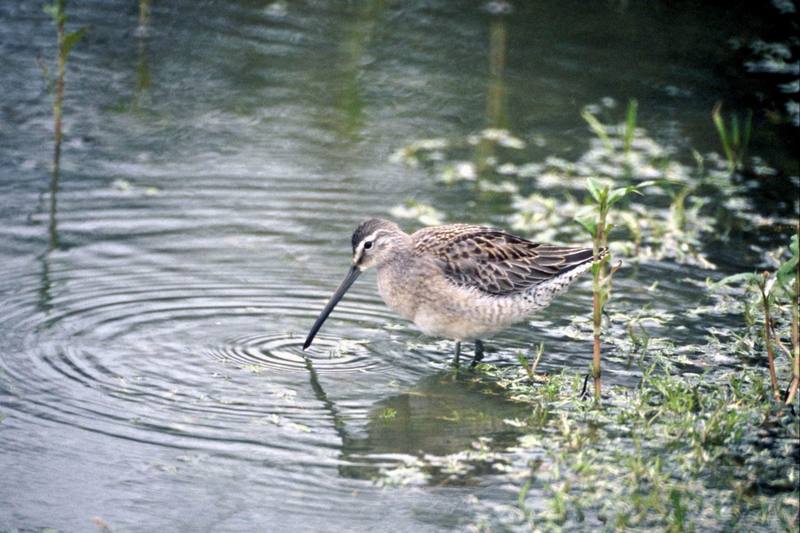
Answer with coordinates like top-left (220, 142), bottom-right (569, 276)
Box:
top-left (362, 230), bottom-right (386, 243)
top-left (352, 229), bottom-right (389, 264)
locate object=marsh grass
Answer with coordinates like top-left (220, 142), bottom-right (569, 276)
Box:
top-left (386, 353), bottom-right (799, 531)
top-left (516, 343), bottom-right (544, 381)
top-left (623, 99), bottom-right (638, 155)
top-left (390, 100), bottom-right (760, 269)
top-left (376, 348), bottom-right (798, 530)
top-left (712, 102), bottom-right (753, 173)
top-left (711, 230), bottom-right (800, 405)
top-left (385, 99), bottom-right (798, 530)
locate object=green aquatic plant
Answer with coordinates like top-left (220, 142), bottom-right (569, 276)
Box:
top-left (581, 106), bottom-right (614, 152)
top-left (381, 349), bottom-right (798, 530)
top-left (388, 200), bottom-right (445, 226)
top-left (623, 98), bottom-right (638, 155)
top-left (712, 102), bottom-right (753, 173)
top-left (460, 357), bottom-right (799, 531)
top-left (392, 99), bottom-right (739, 270)
top-left (377, 407), bottom-right (397, 420)
top-left (756, 271), bottom-right (782, 401)
top-left (581, 98), bottom-right (639, 158)
top-left (43, 0), bottom-right (87, 171)
top-left (516, 342), bottom-right (544, 381)
top-left (577, 178), bottom-right (651, 400)
top-left (711, 229), bottom-right (799, 404)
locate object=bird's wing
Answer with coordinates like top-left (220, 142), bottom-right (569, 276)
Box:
top-left (412, 225), bottom-right (599, 296)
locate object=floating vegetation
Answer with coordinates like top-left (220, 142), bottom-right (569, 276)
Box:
top-left (384, 99), bottom-right (799, 530)
top-left (375, 348), bottom-right (799, 531)
top-left (111, 178), bottom-right (160, 196)
top-left (389, 200), bottom-right (446, 226)
top-left (378, 437), bottom-right (508, 487)
top-left (389, 128), bottom-right (525, 183)
top-left (389, 99), bottom-right (794, 269)
top-left (377, 407), bottom-right (397, 420)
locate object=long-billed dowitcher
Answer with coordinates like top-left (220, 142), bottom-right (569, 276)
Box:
top-left (303, 218), bottom-right (606, 367)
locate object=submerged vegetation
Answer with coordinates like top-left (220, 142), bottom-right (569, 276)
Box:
top-left (386, 97), bottom-right (799, 529)
top-left (374, 268), bottom-right (799, 529)
top-left (2, 0), bottom-right (797, 530)
top-left (377, 353), bottom-right (798, 531)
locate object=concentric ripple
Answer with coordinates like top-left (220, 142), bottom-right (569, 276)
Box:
top-left (3, 0), bottom-right (774, 529)
top-left (0, 258), bottom-right (402, 449)
top-left (207, 333), bottom-right (385, 374)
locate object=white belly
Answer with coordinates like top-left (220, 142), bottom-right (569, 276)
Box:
top-left (377, 266), bottom-right (519, 340)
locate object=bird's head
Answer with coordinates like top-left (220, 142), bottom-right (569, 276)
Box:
top-left (349, 218), bottom-right (405, 271)
top-left (303, 218), bottom-right (407, 350)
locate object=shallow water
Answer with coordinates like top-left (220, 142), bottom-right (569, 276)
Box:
top-left (0, 1), bottom-right (797, 530)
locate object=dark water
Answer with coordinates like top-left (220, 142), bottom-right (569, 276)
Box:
top-left (0, 1), bottom-right (797, 531)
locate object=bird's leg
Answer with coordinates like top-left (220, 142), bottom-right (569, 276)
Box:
top-left (453, 341), bottom-right (461, 367)
top-left (579, 374), bottom-right (591, 400)
top-left (469, 339), bottom-right (485, 369)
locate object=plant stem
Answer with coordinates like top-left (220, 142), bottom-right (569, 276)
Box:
top-left (623, 98), bottom-right (638, 155)
top-left (530, 343), bottom-right (544, 376)
top-left (592, 197), bottom-right (608, 401)
top-left (758, 273), bottom-right (781, 402)
top-left (53, 0), bottom-right (66, 174)
top-left (785, 221), bottom-right (800, 405)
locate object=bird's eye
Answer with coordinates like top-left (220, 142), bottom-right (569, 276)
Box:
top-left (363, 241), bottom-right (373, 250)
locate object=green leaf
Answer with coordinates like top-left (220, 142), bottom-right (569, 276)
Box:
top-left (708, 272), bottom-right (758, 290)
top-left (63, 26), bottom-right (87, 58)
top-left (774, 254), bottom-right (798, 292)
top-left (763, 274), bottom-right (776, 299)
top-left (624, 98), bottom-right (638, 153)
top-left (607, 187), bottom-right (627, 206)
top-left (712, 102), bottom-right (735, 172)
top-left (518, 478), bottom-right (532, 511)
top-left (606, 181), bottom-right (655, 207)
top-left (773, 234), bottom-right (799, 293)
top-left (575, 216), bottom-right (597, 238)
top-left (586, 177), bottom-right (602, 203)
top-left (43, 2), bottom-right (61, 23)
top-left (581, 109), bottom-right (613, 151)
top-left (608, 185), bottom-right (636, 207)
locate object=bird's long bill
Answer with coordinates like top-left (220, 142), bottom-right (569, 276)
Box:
top-left (303, 265), bottom-right (361, 350)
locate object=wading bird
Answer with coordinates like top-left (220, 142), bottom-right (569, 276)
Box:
top-left (303, 218), bottom-right (605, 367)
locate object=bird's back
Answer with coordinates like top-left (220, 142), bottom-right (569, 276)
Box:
top-left (411, 224), bottom-right (602, 296)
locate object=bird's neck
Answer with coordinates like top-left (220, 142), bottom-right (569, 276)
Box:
top-left (378, 232), bottom-right (414, 269)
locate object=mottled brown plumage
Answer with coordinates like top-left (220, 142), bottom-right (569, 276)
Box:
top-left (413, 224), bottom-right (597, 296)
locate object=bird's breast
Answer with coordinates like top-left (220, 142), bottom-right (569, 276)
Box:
top-left (376, 264), bottom-right (420, 322)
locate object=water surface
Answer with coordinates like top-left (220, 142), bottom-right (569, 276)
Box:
top-left (0, 1), bottom-right (797, 530)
